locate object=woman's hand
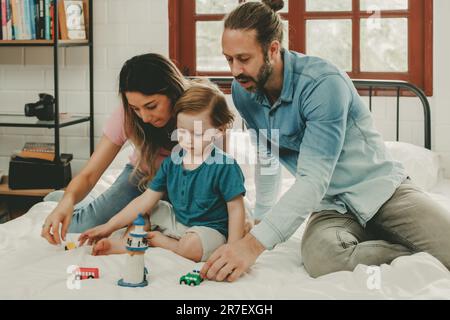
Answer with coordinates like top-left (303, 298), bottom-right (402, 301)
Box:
top-left (78, 223), bottom-right (114, 246)
top-left (40, 200), bottom-right (74, 245)
top-left (41, 136), bottom-right (122, 246)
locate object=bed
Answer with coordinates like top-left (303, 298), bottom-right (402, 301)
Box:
top-left (1, 80), bottom-right (450, 300)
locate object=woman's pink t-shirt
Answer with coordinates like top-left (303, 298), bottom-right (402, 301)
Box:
top-left (103, 107), bottom-right (171, 171)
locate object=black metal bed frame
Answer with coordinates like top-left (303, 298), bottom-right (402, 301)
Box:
top-left (207, 77), bottom-right (432, 150)
top-left (352, 80), bottom-right (431, 150)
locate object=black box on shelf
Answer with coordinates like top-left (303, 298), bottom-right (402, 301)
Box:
top-left (8, 154), bottom-right (73, 190)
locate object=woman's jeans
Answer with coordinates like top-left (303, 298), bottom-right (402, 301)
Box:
top-left (67, 164), bottom-right (143, 233)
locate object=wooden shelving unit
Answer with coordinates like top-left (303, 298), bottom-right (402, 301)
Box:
top-left (0, 0), bottom-right (94, 167)
top-left (0, 176), bottom-right (54, 197)
top-left (0, 39), bottom-right (89, 46)
top-left (0, 1), bottom-right (94, 218)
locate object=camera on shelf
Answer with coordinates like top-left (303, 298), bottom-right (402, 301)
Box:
top-left (24, 93), bottom-right (55, 121)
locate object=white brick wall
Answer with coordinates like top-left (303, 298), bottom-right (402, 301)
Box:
top-left (432, 0), bottom-right (450, 177)
top-left (1, 0), bottom-right (450, 180)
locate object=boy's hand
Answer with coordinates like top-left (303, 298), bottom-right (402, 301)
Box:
top-left (78, 224), bottom-right (113, 246)
top-left (91, 239), bottom-right (112, 256)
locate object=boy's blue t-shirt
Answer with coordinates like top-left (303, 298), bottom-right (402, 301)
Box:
top-left (149, 146), bottom-right (246, 238)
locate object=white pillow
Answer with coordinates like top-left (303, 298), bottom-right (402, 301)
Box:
top-left (385, 141), bottom-right (441, 191)
top-left (107, 138), bottom-right (440, 192)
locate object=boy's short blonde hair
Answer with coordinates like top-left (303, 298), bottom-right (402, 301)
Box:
top-left (174, 80), bottom-right (235, 130)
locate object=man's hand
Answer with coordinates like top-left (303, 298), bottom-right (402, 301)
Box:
top-left (200, 233), bottom-right (265, 282)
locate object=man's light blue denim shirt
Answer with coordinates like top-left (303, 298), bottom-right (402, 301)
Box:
top-left (232, 49), bottom-right (407, 250)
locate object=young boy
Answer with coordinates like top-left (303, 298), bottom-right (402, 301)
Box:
top-left (79, 83), bottom-right (246, 262)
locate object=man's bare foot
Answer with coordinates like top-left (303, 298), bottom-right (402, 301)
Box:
top-left (147, 231), bottom-right (178, 252)
top-left (92, 238), bottom-right (127, 256)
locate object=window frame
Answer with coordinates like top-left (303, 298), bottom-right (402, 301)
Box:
top-left (169, 0), bottom-right (433, 96)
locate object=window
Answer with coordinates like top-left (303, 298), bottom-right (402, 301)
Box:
top-left (169, 0), bottom-right (433, 95)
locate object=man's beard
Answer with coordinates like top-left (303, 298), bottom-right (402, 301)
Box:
top-left (255, 56), bottom-right (273, 93)
top-left (235, 54), bottom-right (273, 93)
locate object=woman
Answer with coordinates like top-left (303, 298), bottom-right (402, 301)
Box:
top-left (41, 53), bottom-right (188, 245)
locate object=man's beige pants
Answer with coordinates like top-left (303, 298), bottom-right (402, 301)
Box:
top-left (301, 179), bottom-right (450, 278)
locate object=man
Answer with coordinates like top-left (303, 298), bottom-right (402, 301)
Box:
top-left (200, 0), bottom-right (450, 281)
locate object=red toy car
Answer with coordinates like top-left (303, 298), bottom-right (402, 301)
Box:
top-left (75, 267), bottom-right (99, 280)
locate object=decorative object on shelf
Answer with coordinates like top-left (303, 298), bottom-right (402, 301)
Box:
top-left (17, 142), bottom-right (55, 162)
top-left (24, 93), bottom-right (55, 121)
top-left (58, 0), bottom-right (85, 40)
top-left (81, 0), bottom-right (88, 38)
top-left (118, 214), bottom-right (149, 288)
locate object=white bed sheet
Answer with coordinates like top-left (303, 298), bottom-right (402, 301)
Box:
top-left (1, 167), bottom-right (450, 300)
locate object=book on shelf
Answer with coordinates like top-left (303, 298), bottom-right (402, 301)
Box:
top-left (16, 142), bottom-right (55, 162)
top-left (43, 0), bottom-right (49, 39)
top-left (1, 0), bottom-right (16, 40)
top-left (0, 0), bottom-right (47, 40)
top-left (0, 0), bottom-right (3, 40)
top-left (0, 0), bottom-right (89, 41)
top-left (37, 0), bottom-right (43, 39)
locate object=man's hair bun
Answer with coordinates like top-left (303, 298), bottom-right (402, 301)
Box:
top-left (262, 0), bottom-right (285, 12)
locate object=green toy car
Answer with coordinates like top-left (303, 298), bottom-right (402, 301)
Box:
top-left (179, 270), bottom-right (203, 286)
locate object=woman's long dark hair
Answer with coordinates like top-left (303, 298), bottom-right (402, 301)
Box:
top-left (119, 53), bottom-right (188, 190)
